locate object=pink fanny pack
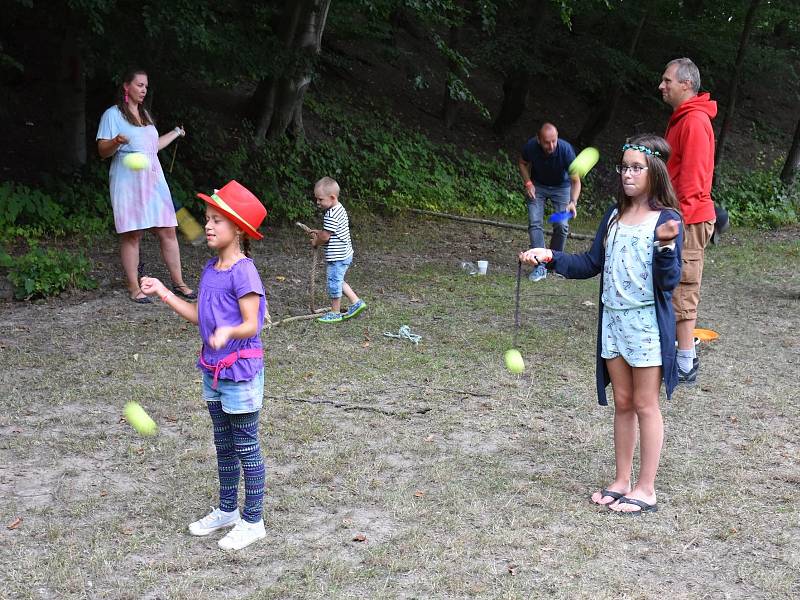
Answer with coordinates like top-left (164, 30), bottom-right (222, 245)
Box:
top-left (199, 347), bottom-right (263, 389)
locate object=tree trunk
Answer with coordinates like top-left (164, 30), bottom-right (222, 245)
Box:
top-left (253, 0), bottom-right (330, 144)
top-left (714, 0), bottom-right (761, 171)
top-left (57, 27), bottom-right (86, 171)
top-left (441, 25), bottom-right (461, 129)
top-left (492, 0), bottom-right (547, 135)
top-left (780, 117), bottom-right (800, 186)
top-left (575, 5), bottom-right (648, 148)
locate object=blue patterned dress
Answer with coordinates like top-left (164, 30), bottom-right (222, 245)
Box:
top-left (96, 106), bottom-right (177, 233)
top-left (600, 211), bottom-right (662, 366)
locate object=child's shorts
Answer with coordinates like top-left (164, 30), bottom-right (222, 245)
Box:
top-left (202, 368), bottom-right (264, 414)
top-left (326, 255), bottom-right (353, 298)
top-left (601, 306), bottom-right (661, 367)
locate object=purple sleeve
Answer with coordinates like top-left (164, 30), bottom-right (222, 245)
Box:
top-left (233, 260), bottom-right (265, 299)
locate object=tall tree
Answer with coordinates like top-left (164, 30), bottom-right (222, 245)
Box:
top-left (780, 117), bottom-right (800, 186)
top-left (491, 0), bottom-right (548, 135)
top-left (575, 3), bottom-right (649, 148)
top-left (714, 0), bottom-right (761, 171)
top-left (252, 0), bottom-right (331, 144)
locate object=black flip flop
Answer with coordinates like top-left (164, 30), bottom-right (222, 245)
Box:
top-left (172, 285), bottom-right (197, 301)
top-left (590, 488), bottom-right (625, 506)
top-left (130, 295), bottom-right (153, 304)
top-left (608, 496), bottom-right (658, 515)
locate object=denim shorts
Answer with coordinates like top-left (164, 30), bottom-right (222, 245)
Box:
top-left (202, 368), bottom-right (264, 414)
top-left (326, 255), bottom-right (353, 298)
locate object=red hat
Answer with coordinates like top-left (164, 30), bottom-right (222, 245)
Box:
top-left (196, 180), bottom-right (267, 240)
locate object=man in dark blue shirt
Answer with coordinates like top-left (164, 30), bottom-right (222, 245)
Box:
top-left (518, 123), bottom-right (581, 281)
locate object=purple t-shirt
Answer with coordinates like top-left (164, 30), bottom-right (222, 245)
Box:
top-left (196, 257), bottom-right (266, 382)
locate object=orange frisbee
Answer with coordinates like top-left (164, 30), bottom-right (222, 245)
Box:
top-left (693, 328), bottom-right (719, 342)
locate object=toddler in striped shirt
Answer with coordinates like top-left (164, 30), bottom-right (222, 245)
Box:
top-left (309, 176), bottom-right (367, 323)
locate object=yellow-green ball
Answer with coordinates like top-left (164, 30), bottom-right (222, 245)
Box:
top-left (122, 152), bottom-right (150, 171)
top-left (124, 401), bottom-right (157, 436)
top-left (568, 147), bottom-right (600, 178)
top-left (504, 349), bottom-right (525, 374)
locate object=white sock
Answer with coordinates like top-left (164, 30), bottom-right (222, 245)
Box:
top-left (677, 349), bottom-right (694, 371)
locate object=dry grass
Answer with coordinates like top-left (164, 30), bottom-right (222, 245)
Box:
top-left (1, 215), bottom-right (798, 599)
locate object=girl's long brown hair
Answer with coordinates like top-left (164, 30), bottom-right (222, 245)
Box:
top-left (117, 68), bottom-right (154, 127)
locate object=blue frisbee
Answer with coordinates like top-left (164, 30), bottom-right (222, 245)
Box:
top-left (548, 211), bottom-right (573, 224)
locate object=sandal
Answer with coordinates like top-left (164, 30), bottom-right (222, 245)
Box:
top-left (608, 496), bottom-right (658, 515)
top-left (172, 283), bottom-right (197, 301)
top-left (590, 488), bottom-right (625, 506)
top-left (130, 295), bottom-right (153, 304)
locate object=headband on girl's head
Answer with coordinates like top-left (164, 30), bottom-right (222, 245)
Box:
top-left (622, 143), bottom-right (661, 156)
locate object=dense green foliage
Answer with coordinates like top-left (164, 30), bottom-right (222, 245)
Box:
top-left (215, 98), bottom-right (525, 222)
top-left (716, 159), bottom-right (800, 229)
top-left (2, 244), bottom-right (97, 300)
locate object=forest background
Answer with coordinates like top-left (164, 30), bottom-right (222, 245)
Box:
top-left (0, 0), bottom-right (799, 298)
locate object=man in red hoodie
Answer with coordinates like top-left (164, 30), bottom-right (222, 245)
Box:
top-left (660, 57), bottom-right (717, 384)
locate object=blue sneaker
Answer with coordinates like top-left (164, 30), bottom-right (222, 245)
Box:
top-left (343, 299), bottom-right (367, 320)
top-left (528, 265), bottom-right (547, 282)
top-left (317, 311), bottom-right (343, 324)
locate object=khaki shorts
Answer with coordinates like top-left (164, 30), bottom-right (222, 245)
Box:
top-left (673, 221), bottom-right (715, 321)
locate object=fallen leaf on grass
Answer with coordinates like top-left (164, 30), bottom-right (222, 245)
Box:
top-left (352, 533), bottom-right (367, 542)
top-left (507, 564), bottom-right (519, 575)
top-left (424, 434), bottom-right (434, 442)
top-left (414, 490), bottom-right (425, 498)
top-left (6, 517), bottom-right (22, 530)
top-left (275, 276), bottom-right (286, 282)
top-left (120, 526), bottom-right (134, 535)
top-left (133, 353), bottom-right (139, 361)
top-left (11, 427), bottom-right (21, 433)
top-left (362, 341), bottom-right (370, 348)
top-left (582, 300), bottom-right (595, 307)
top-left (100, 490), bottom-right (108, 497)
top-left (341, 518), bottom-right (353, 527)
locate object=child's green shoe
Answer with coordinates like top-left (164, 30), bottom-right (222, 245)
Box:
top-left (343, 299), bottom-right (367, 320)
top-left (317, 311), bottom-right (343, 324)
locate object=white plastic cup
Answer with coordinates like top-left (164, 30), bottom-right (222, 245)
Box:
top-left (477, 260), bottom-right (488, 275)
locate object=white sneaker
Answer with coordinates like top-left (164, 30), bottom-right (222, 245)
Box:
top-left (188, 507), bottom-right (240, 536)
top-left (218, 519), bottom-right (266, 550)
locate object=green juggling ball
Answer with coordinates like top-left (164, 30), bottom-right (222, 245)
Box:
top-left (504, 349), bottom-right (525, 374)
top-left (124, 401), bottom-right (158, 436)
top-left (123, 152), bottom-right (150, 171)
top-left (568, 147), bottom-right (600, 178)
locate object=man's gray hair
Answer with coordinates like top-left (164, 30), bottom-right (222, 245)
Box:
top-left (667, 58), bottom-right (701, 93)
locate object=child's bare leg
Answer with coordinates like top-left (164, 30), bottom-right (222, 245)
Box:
top-left (341, 282), bottom-right (359, 305)
top-left (610, 365), bottom-right (663, 513)
top-left (590, 357), bottom-right (634, 504)
top-left (330, 297), bottom-right (342, 313)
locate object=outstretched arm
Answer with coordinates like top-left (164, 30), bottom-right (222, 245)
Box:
top-left (140, 277), bottom-right (199, 324)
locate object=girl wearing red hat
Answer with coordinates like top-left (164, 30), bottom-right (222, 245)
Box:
top-left (141, 180), bottom-right (268, 550)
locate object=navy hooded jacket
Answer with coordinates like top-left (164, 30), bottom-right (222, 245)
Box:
top-left (550, 205), bottom-right (683, 405)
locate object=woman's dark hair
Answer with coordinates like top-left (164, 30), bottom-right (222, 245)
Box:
top-left (117, 68), bottom-right (154, 127)
top-left (607, 133), bottom-right (681, 237)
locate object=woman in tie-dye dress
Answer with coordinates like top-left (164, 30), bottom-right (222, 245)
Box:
top-left (96, 68), bottom-right (195, 304)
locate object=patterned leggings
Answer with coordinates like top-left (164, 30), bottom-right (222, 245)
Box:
top-left (207, 401), bottom-right (265, 523)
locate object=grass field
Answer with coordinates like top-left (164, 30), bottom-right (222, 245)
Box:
top-left (1, 215), bottom-right (798, 599)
